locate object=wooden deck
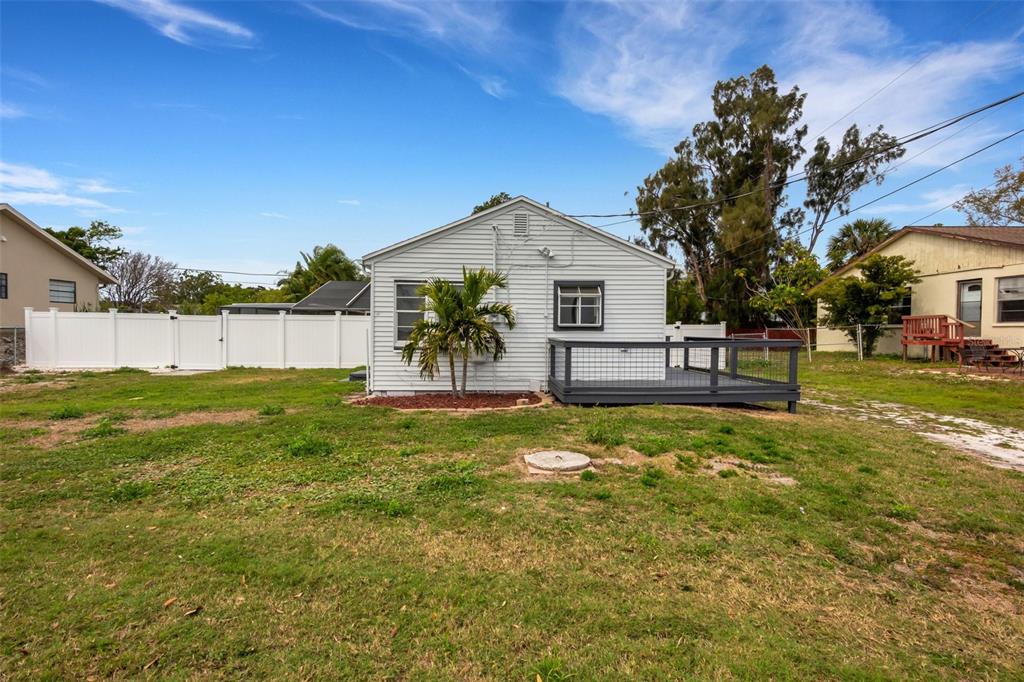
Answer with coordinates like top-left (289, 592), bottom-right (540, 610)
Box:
top-left (548, 338), bottom-right (801, 411)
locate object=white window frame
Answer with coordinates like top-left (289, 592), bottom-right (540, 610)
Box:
top-left (394, 281), bottom-right (426, 348)
top-left (49, 279), bottom-right (76, 304)
top-left (554, 281), bottom-right (604, 330)
top-left (996, 275), bottom-right (1024, 323)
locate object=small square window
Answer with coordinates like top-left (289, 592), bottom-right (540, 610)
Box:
top-left (554, 281), bottom-right (603, 330)
top-left (49, 279), bottom-right (76, 304)
top-left (997, 276), bottom-right (1024, 323)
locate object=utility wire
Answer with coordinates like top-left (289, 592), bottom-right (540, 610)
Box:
top-left (811, 0), bottom-right (998, 139)
top-left (655, 128), bottom-right (1023, 272)
top-left (568, 88), bottom-right (1023, 220)
top-left (905, 179), bottom-right (1000, 226)
top-left (171, 266), bottom-right (284, 277)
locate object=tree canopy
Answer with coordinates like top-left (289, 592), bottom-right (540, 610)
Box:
top-left (953, 155), bottom-right (1023, 226)
top-left (816, 254), bottom-right (920, 356)
top-left (277, 244), bottom-right (367, 301)
top-left (45, 221), bottom-right (126, 269)
top-left (825, 218), bottom-right (895, 271)
top-left (473, 192), bottom-right (512, 214)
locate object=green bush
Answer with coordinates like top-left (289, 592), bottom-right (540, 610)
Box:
top-left (49, 406), bottom-right (84, 420)
top-left (258, 404), bottom-right (285, 416)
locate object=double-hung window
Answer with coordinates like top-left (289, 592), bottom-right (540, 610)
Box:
top-left (395, 282), bottom-right (426, 346)
top-left (49, 279), bottom-right (76, 304)
top-left (554, 281), bottom-right (603, 330)
top-left (997, 276), bottom-right (1024, 323)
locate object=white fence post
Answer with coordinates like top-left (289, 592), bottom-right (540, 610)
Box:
top-left (23, 308), bottom-right (34, 367)
top-left (856, 324), bottom-right (864, 361)
top-left (334, 311), bottom-right (343, 369)
top-left (221, 310), bottom-right (230, 368)
top-left (168, 309), bottom-right (178, 368)
top-left (48, 307), bottom-right (58, 369)
top-left (278, 310), bottom-right (287, 369)
top-left (719, 321), bottom-right (727, 338)
top-left (109, 308), bottom-right (119, 367)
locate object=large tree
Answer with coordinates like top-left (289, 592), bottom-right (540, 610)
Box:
top-left (45, 220), bottom-right (125, 269)
top-left (104, 252), bottom-right (177, 311)
top-left (637, 65), bottom-right (807, 327)
top-left (473, 192), bottom-right (512, 214)
top-left (803, 125), bottom-right (904, 250)
top-left (953, 155), bottom-right (1023, 225)
top-left (747, 240), bottom-right (825, 357)
top-left (816, 254), bottom-right (920, 357)
top-left (278, 244), bottom-right (366, 301)
top-left (825, 218), bottom-right (895, 271)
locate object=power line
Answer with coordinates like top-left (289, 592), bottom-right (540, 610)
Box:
top-left (568, 88), bottom-right (1024, 220)
top-left (811, 0), bottom-right (998, 139)
top-left (905, 179), bottom-right (1000, 226)
top-left (667, 128), bottom-right (1023, 272)
top-left (171, 266), bottom-right (284, 277)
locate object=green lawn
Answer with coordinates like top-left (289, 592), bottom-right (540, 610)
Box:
top-left (1, 365), bottom-right (1022, 680)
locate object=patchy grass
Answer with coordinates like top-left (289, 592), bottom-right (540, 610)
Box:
top-left (802, 354), bottom-right (1024, 428)
top-left (0, 366), bottom-right (1022, 679)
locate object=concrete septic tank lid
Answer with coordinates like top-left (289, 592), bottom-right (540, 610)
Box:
top-left (524, 450), bottom-right (592, 472)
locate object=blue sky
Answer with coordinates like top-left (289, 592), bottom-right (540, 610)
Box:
top-left (1, 0), bottom-right (1022, 286)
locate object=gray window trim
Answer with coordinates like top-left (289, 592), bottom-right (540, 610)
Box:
top-left (553, 280), bottom-right (604, 331)
top-left (49, 278), bottom-right (76, 304)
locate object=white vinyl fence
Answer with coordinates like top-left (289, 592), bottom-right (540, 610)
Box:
top-left (664, 321), bottom-right (728, 370)
top-left (23, 308), bottom-right (369, 370)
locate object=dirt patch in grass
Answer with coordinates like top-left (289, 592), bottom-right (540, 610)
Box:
top-left (705, 457), bottom-right (797, 485)
top-left (20, 410), bottom-right (256, 448)
top-left (355, 392), bottom-right (544, 411)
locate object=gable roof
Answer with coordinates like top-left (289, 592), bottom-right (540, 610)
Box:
top-left (1, 203), bottom-right (118, 284)
top-left (361, 195), bottom-right (675, 269)
top-left (813, 224), bottom-right (1024, 290)
top-left (292, 280), bottom-right (371, 312)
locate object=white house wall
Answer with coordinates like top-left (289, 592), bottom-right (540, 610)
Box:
top-left (368, 204), bottom-right (670, 394)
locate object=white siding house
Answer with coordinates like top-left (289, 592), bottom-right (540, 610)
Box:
top-left (362, 196), bottom-right (675, 395)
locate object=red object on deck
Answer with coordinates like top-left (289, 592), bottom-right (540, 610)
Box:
top-left (901, 315), bottom-right (1011, 366)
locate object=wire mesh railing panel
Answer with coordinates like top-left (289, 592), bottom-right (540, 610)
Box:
top-left (731, 346), bottom-right (789, 384)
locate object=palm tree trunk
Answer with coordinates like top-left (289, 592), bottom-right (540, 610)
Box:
top-left (448, 352), bottom-right (457, 398)
top-left (461, 353), bottom-right (469, 398)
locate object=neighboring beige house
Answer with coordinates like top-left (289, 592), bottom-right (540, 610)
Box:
top-left (816, 225), bottom-right (1024, 355)
top-left (0, 204), bottom-right (118, 328)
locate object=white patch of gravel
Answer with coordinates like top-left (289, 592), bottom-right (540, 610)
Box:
top-left (807, 399), bottom-right (1024, 472)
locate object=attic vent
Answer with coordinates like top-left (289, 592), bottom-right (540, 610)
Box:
top-left (513, 213), bottom-right (529, 238)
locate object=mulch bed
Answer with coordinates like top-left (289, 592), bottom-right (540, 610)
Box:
top-left (356, 392), bottom-right (542, 410)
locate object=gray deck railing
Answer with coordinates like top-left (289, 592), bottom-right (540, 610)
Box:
top-left (548, 336), bottom-right (801, 411)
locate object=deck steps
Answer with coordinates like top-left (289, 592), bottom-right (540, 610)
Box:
top-left (961, 340), bottom-right (1018, 367)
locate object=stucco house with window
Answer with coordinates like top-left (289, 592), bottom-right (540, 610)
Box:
top-left (361, 196), bottom-right (675, 395)
top-left (816, 225), bottom-right (1024, 355)
top-left (0, 204), bottom-right (117, 328)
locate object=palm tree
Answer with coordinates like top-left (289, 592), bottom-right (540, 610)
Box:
top-left (401, 268), bottom-right (517, 398)
top-left (278, 244), bottom-right (366, 301)
top-left (826, 218), bottom-right (895, 271)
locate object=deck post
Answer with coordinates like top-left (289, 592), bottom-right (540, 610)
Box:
top-left (729, 346), bottom-right (738, 379)
top-left (665, 335), bottom-right (671, 367)
top-left (549, 343), bottom-right (555, 380)
top-left (787, 347), bottom-right (799, 414)
top-left (709, 347), bottom-right (719, 387)
top-left (564, 346), bottom-right (572, 387)
top-left (683, 346), bottom-right (690, 370)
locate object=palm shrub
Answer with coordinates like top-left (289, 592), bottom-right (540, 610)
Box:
top-left (401, 267), bottom-right (516, 397)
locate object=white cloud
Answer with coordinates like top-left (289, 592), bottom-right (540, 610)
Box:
top-left (871, 184), bottom-right (974, 213)
top-left (554, 1), bottom-right (1024, 154)
top-left (1, 66), bottom-right (51, 90)
top-left (76, 179), bottom-right (129, 194)
top-left (1, 103), bottom-right (29, 119)
top-left (96, 0), bottom-right (254, 47)
top-left (0, 161), bottom-right (123, 212)
top-left (260, 211), bottom-right (291, 219)
top-left (303, 0), bottom-right (505, 54)
top-left (337, 199), bottom-right (361, 206)
top-left (458, 65), bottom-right (510, 99)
